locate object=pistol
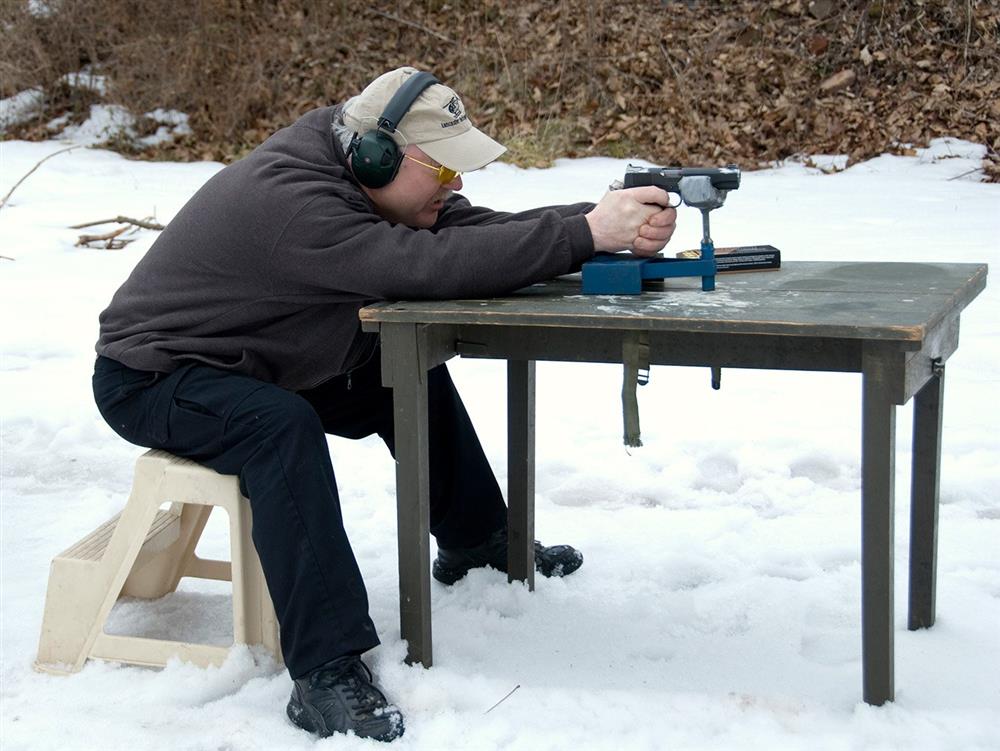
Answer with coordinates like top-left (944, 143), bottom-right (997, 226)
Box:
top-left (621, 164), bottom-right (741, 210)
top-left (585, 163), bottom-right (743, 296)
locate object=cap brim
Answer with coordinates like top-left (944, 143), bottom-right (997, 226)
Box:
top-left (420, 126), bottom-right (506, 172)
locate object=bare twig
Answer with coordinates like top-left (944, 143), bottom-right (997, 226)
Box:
top-left (70, 216), bottom-right (165, 230)
top-left (364, 7), bottom-right (454, 44)
top-left (484, 684), bottom-right (520, 715)
top-left (76, 225), bottom-right (133, 249)
top-left (0, 145), bottom-right (80, 211)
top-left (964, 0), bottom-right (973, 66)
top-left (947, 167), bottom-right (984, 181)
top-left (493, 29), bottom-right (521, 103)
top-left (76, 226), bottom-right (128, 243)
top-left (658, 41), bottom-right (685, 88)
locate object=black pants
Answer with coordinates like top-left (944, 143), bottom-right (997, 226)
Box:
top-left (92, 351), bottom-right (506, 678)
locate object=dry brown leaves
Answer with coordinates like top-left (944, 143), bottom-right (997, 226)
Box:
top-left (4, 0), bottom-right (998, 176)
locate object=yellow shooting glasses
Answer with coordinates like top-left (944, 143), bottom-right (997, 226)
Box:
top-left (403, 154), bottom-right (461, 185)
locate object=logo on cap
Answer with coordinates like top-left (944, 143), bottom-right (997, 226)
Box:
top-left (440, 96), bottom-right (468, 128)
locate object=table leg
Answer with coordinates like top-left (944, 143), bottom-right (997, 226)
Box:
top-left (861, 370), bottom-right (896, 705)
top-left (908, 367), bottom-right (944, 630)
top-left (507, 360), bottom-right (536, 589)
top-left (383, 324), bottom-right (433, 667)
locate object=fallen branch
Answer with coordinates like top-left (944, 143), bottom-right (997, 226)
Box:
top-left (0, 145), bottom-right (80, 211)
top-left (72, 214), bottom-right (164, 249)
top-left (75, 225), bottom-right (133, 250)
top-left (69, 215), bottom-right (165, 231)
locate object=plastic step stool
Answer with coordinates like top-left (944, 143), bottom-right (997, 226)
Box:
top-left (35, 449), bottom-right (282, 674)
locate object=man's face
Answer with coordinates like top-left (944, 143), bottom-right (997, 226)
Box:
top-left (360, 145), bottom-right (463, 229)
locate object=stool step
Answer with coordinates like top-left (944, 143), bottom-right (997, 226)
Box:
top-left (59, 509), bottom-right (180, 565)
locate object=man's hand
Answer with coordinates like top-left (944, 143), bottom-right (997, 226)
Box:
top-left (585, 186), bottom-right (678, 256)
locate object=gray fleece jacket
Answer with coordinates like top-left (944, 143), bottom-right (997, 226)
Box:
top-left (96, 105), bottom-right (596, 390)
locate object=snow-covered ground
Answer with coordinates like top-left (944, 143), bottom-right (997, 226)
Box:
top-left (1, 133), bottom-right (998, 751)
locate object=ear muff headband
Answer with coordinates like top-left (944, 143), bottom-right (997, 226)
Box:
top-left (350, 71), bottom-right (441, 189)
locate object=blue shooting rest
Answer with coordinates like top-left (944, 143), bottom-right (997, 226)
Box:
top-left (581, 241), bottom-right (717, 295)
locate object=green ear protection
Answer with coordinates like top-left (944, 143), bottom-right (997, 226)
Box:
top-left (349, 71), bottom-right (441, 189)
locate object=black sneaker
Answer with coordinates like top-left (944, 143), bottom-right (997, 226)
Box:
top-left (433, 527), bottom-right (583, 585)
top-left (286, 655), bottom-right (404, 742)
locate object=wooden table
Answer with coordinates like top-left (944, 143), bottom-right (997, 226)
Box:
top-left (359, 261), bottom-right (988, 706)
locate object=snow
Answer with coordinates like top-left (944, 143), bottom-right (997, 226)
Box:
top-left (51, 104), bottom-right (192, 148)
top-left (0, 89), bottom-right (44, 131)
top-left (1, 127), bottom-right (998, 751)
top-left (61, 71), bottom-right (108, 97)
top-left (1, 77), bottom-right (191, 147)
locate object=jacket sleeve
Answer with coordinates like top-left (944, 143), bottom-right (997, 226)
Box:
top-left (268, 190), bottom-right (595, 301)
top-left (433, 193), bottom-right (597, 228)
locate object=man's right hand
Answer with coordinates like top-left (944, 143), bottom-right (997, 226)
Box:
top-left (585, 186), bottom-right (678, 256)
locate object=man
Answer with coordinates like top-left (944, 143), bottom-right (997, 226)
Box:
top-left (92, 67), bottom-right (676, 742)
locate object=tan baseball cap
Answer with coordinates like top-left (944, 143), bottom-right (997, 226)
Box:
top-left (343, 67), bottom-right (506, 172)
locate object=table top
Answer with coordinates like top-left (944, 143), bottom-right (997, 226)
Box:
top-left (360, 261), bottom-right (987, 343)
